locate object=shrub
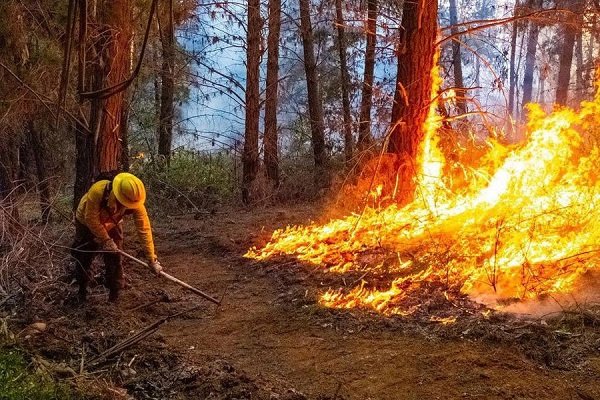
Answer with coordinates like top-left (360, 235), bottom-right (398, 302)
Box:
top-left (132, 149), bottom-right (237, 214)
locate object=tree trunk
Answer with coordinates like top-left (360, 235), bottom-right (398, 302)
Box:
top-left (73, 0), bottom-right (90, 209)
top-left (121, 100), bottom-right (130, 171)
top-left (299, 0), bottom-right (329, 188)
top-left (73, 0), bottom-right (132, 208)
top-left (264, 0), bottom-right (281, 189)
top-left (335, 0), bottom-right (353, 165)
top-left (585, 14), bottom-right (596, 90)
top-left (575, 29), bottom-right (584, 99)
top-left (154, 74), bottom-right (161, 151)
top-left (0, 134), bottom-right (20, 222)
top-left (242, 0), bottom-right (261, 204)
top-left (555, 0), bottom-right (584, 106)
top-left (508, 0), bottom-right (521, 118)
top-left (521, 0), bottom-right (542, 115)
top-left (158, 0), bottom-right (175, 163)
top-left (448, 0), bottom-right (467, 114)
top-left (95, 0), bottom-right (132, 172)
top-left (357, 0), bottom-right (377, 152)
top-left (18, 134), bottom-right (33, 186)
top-left (27, 121), bottom-right (51, 223)
top-left (388, 0), bottom-right (438, 202)
top-left (538, 72), bottom-right (545, 104)
top-left (74, 121), bottom-right (94, 210)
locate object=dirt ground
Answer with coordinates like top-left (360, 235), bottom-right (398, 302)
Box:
top-left (5, 204), bottom-right (600, 399)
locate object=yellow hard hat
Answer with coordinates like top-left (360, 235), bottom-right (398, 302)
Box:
top-left (112, 173), bottom-right (146, 209)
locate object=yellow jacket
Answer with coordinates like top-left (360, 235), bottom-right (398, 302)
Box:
top-left (76, 180), bottom-right (157, 261)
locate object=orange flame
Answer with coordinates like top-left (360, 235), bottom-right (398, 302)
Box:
top-left (246, 67), bottom-right (600, 316)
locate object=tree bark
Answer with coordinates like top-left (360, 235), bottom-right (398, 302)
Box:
top-left (299, 0), bottom-right (329, 188)
top-left (264, 0), bottom-right (281, 189)
top-left (521, 0), bottom-right (542, 114)
top-left (555, 0), bottom-right (584, 106)
top-left (334, 0), bottom-right (353, 165)
top-left (448, 0), bottom-right (467, 114)
top-left (357, 0), bottom-right (377, 152)
top-left (242, 0), bottom-right (261, 204)
top-left (388, 0), bottom-right (438, 202)
top-left (95, 0), bottom-right (132, 172)
top-left (158, 0), bottom-right (175, 163)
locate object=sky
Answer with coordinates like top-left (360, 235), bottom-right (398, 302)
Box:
top-left (174, 0), bottom-right (530, 154)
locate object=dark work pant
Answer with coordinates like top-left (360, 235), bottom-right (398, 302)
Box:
top-left (71, 221), bottom-right (124, 301)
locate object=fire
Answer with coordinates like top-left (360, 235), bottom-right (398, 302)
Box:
top-left (245, 69), bottom-right (600, 316)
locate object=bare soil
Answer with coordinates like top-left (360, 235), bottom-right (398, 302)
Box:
top-left (4, 205), bottom-right (600, 399)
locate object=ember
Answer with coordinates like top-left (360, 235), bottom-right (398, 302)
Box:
top-left (246, 66), bottom-right (600, 316)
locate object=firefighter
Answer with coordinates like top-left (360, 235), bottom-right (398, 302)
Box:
top-left (71, 172), bottom-right (162, 302)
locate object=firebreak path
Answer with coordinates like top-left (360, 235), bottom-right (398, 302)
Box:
top-left (154, 210), bottom-right (599, 400)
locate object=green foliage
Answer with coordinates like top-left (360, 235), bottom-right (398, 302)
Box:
top-left (132, 150), bottom-right (237, 212)
top-left (0, 348), bottom-right (73, 400)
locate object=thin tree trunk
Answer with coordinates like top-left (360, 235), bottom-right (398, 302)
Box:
top-left (299, 0), bottom-right (329, 189)
top-left (556, 0), bottom-right (584, 105)
top-left (508, 0), bottom-right (521, 118)
top-left (388, 0), bottom-right (438, 202)
top-left (242, 0), bottom-right (261, 204)
top-left (73, 0), bottom-right (91, 209)
top-left (264, 0), bottom-right (281, 189)
top-left (357, 0), bottom-right (377, 152)
top-left (154, 74), bottom-right (161, 150)
top-left (575, 30), bottom-right (584, 100)
top-left (74, 121), bottom-right (94, 210)
top-left (448, 0), bottom-right (467, 114)
top-left (158, 0), bottom-right (175, 163)
top-left (0, 134), bottom-right (20, 222)
top-left (27, 120), bottom-right (51, 223)
top-left (18, 134), bottom-right (33, 186)
top-left (121, 101), bottom-right (130, 171)
top-left (538, 73), bottom-right (545, 104)
top-left (334, 0), bottom-right (353, 165)
top-left (521, 0), bottom-right (542, 114)
top-left (585, 14), bottom-right (596, 91)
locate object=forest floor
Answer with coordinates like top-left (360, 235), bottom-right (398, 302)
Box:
top-left (3, 204), bottom-right (600, 399)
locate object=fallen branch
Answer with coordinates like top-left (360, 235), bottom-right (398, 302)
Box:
top-left (86, 304), bottom-right (201, 367)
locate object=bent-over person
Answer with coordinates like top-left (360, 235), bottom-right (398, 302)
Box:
top-left (71, 172), bottom-right (162, 302)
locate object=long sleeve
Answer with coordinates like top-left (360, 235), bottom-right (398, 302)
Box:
top-left (82, 183), bottom-right (111, 243)
top-left (132, 205), bottom-right (157, 261)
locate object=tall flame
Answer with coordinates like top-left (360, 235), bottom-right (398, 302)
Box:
top-left (246, 68), bottom-right (600, 316)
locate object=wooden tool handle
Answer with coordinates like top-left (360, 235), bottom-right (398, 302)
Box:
top-left (118, 250), bottom-right (221, 305)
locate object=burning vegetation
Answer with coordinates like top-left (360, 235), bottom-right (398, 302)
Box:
top-left (246, 68), bottom-right (600, 318)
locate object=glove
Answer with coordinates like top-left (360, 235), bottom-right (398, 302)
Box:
top-left (102, 239), bottom-right (119, 252)
top-left (150, 260), bottom-right (163, 275)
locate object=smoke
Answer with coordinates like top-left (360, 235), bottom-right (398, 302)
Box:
top-left (472, 271), bottom-right (600, 317)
